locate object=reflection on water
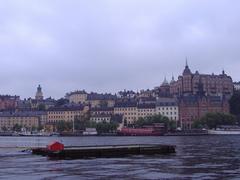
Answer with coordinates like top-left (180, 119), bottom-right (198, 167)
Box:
top-left (0, 136), bottom-right (240, 179)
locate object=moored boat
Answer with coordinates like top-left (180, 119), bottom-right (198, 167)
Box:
top-left (117, 123), bottom-right (165, 136)
top-left (208, 125), bottom-right (240, 135)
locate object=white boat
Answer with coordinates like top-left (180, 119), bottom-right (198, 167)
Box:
top-left (208, 125), bottom-right (240, 135)
top-left (83, 128), bottom-right (97, 136)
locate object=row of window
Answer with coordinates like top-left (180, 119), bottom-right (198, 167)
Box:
top-left (48, 116), bottom-right (74, 119)
top-left (48, 111), bottom-right (81, 115)
top-left (115, 107), bottom-right (177, 112)
top-left (91, 118), bottom-right (110, 122)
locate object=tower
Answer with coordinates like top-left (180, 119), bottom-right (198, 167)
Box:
top-left (35, 85), bottom-right (44, 100)
top-left (182, 59), bottom-right (192, 94)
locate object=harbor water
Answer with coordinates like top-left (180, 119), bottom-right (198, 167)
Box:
top-left (0, 135), bottom-right (239, 179)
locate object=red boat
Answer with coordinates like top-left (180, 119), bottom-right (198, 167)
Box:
top-left (117, 124), bottom-right (165, 136)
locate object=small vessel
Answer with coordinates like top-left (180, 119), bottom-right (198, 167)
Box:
top-left (208, 125), bottom-right (240, 135)
top-left (83, 128), bottom-right (97, 136)
top-left (117, 123), bottom-right (165, 136)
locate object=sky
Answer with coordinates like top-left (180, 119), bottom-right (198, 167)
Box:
top-left (0, 0), bottom-right (240, 99)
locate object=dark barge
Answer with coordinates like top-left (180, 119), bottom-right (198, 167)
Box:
top-left (32, 144), bottom-right (176, 159)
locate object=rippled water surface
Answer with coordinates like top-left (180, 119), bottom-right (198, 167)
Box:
top-left (0, 135), bottom-right (239, 179)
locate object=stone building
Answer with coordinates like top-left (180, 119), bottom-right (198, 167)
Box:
top-left (170, 62), bottom-right (233, 98)
top-left (47, 105), bottom-right (89, 123)
top-left (155, 97), bottom-right (179, 122)
top-left (178, 95), bottom-right (229, 129)
top-left (90, 114), bottom-right (112, 123)
top-left (114, 100), bottom-right (138, 125)
top-left (137, 103), bottom-right (156, 119)
top-left (0, 111), bottom-right (46, 130)
top-left (87, 93), bottom-right (116, 108)
top-left (154, 77), bottom-right (171, 97)
top-left (90, 107), bottom-right (114, 116)
top-left (66, 90), bottom-right (88, 104)
top-left (0, 95), bottom-right (20, 111)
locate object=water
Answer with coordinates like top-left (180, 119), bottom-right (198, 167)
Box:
top-left (0, 135), bottom-right (239, 179)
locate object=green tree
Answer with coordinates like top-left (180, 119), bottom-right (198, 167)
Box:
top-left (135, 115), bottom-right (176, 131)
top-left (38, 125), bottom-right (44, 131)
top-left (95, 121), bottom-right (118, 134)
top-left (1, 126), bottom-right (7, 132)
top-left (12, 124), bottom-right (22, 132)
top-left (193, 112), bottom-right (237, 129)
top-left (229, 90), bottom-right (240, 121)
top-left (56, 120), bottom-right (67, 132)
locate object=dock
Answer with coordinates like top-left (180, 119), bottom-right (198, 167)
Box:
top-left (32, 144), bottom-right (176, 159)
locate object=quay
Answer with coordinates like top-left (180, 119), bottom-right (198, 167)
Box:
top-left (32, 144), bottom-right (176, 159)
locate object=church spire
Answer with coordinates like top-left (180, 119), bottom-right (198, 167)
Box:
top-left (170, 74), bottom-right (175, 83)
top-left (162, 76), bottom-right (169, 86)
top-left (183, 57), bottom-right (192, 75)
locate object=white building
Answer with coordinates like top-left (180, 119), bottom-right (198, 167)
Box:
top-left (155, 98), bottom-right (179, 121)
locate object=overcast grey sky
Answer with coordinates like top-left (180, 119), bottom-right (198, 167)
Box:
top-left (0, 0), bottom-right (239, 99)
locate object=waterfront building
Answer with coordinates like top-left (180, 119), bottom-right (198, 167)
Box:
top-left (170, 62), bottom-right (233, 98)
top-left (90, 114), bottom-right (112, 123)
top-left (114, 100), bottom-right (138, 125)
top-left (0, 111), bottom-right (46, 130)
top-left (47, 105), bottom-right (89, 123)
top-left (178, 95), bottom-right (229, 129)
top-left (155, 97), bottom-right (179, 122)
top-left (137, 103), bottom-right (156, 119)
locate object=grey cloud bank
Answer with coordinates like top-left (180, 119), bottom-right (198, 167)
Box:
top-left (0, 0), bottom-right (239, 98)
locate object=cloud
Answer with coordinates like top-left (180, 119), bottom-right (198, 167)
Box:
top-left (0, 0), bottom-right (239, 98)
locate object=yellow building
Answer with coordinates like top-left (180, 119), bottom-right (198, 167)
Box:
top-left (47, 105), bottom-right (89, 123)
top-left (137, 104), bottom-right (156, 119)
top-left (87, 93), bottom-right (116, 108)
top-left (114, 101), bottom-right (138, 125)
top-left (0, 112), bottom-right (41, 130)
top-left (66, 90), bottom-right (88, 104)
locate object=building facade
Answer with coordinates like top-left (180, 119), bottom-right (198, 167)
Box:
top-left (155, 98), bottom-right (179, 122)
top-left (90, 114), bottom-right (112, 123)
top-left (170, 63), bottom-right (233, 98)
top-left (0, 95), bottom-right (19, 111)
top-left (87, 93), bottom-right (116, 108)
top-left (178, 95), bottom-right (229, 129)
top-left (66, 90), bottom-right (88, 104)
top-left (114, 101), bottom-right (138, 125)
top-left (0, 111), bottom-right (43, 131)
top-left (47, 105), bottom-right (89, 123)
top-left (137, 103), bottom-right (156, 119)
